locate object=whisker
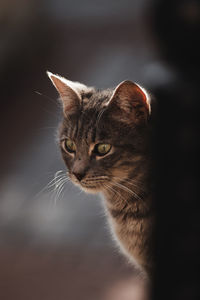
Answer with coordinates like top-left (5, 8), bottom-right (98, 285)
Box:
top-left (111, 180), bottom-right (142, 201)
top-left (53, 177), bottom-right (69, 192)
top-left (41, 108), bottom-right (61, 119)
top-left (52, 175), bottom-right (69, 200)
top-left (34, 91), bottom-right (61, 108)
top-left (48, 176), bottom-right (68, 192)
top-left (112, 176), bottom-right (146, 194)
top-left (104, 183), bottom-right (129, 205)
top-left (96, 107), bottom-right (107, 128)
top-left (35, 170), bottom-right (67, 197)
top-left (53, 178), bottom-right (69, 205)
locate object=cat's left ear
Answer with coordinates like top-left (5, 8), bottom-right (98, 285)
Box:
top-left (107, 80), bottom-right (151, 125)
top-left (47, 71), bottom-right (93, 115)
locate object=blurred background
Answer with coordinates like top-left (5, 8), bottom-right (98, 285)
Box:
top-left (0, 0), bottom-right (199, 299)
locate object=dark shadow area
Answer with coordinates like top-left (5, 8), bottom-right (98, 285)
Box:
top-left (152, 1), bottom-right (200, 299)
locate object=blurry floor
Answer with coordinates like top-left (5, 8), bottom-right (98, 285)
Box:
top-left (0, 247), bottom-right (147, 300)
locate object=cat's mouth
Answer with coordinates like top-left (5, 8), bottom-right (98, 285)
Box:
top-left (71, 175), bottom-right (109, 194)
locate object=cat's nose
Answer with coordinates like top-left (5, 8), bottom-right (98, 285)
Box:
top-left (73, 171), bottom-right (85, 181)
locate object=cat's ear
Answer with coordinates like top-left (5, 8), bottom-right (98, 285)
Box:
top-left (47, 71), bottom-right (92, 115)
top-left (107, 80), bottom-right (151, 125)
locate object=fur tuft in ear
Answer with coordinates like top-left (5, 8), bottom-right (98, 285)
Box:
top-left (107, 80), bottom-right (151, 125)
top-left (47, 71), bottom-right (93, 115)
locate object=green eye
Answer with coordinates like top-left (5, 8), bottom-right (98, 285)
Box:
top-left (95, 143), bottom-right (112, 156)
top-left (64, 139), bottom-right (76, 153)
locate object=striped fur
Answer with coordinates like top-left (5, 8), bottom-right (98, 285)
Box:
top-left (48, 73), bottom-right (154, 275)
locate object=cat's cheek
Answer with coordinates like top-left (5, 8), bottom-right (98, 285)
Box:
top-left (60, 150), bottom-right (74, 169)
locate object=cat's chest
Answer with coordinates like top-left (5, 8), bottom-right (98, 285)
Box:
top-left (105, 197), bottom-right (153, 264)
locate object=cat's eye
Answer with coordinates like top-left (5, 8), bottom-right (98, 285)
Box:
top-left (94, 143), bottom-right (112, 156)
top-left (64, 139), bottom-right (76, 153)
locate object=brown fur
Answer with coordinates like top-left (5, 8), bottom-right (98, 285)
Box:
top-left (48, 73), bottom-right (154, 275)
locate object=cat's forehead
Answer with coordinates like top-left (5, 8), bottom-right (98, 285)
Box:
top-left (61, 106), bottom-right (112, 145)
top-left (81, 88), bottom-right (113, 109)
top-left (64, 90), bottom-right (112, 136)
top-left (60, 87), bottom-right (137, 145)
top-left (73, 108), bottom-right (108, 143)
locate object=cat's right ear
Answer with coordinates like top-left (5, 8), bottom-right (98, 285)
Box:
top-left (47, 71), bottom-right (84, 115)
top-left (106, 80), bottom-right (151, 125)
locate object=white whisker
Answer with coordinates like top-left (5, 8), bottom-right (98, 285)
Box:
top-left (111, 180), bottom-right (142, 201)
top-left (96, 107), bottom-right (107, 128)
top-left (113, 176), bottom-right (146, 195)
top-left (35, 170), bottom-right (69, 203)
top-left (53, 178), bottom-right (68, 205)
top-left (104, 183), bottom-right (129, 205)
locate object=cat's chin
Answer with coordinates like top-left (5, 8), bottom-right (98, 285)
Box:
top-left (80, 186), bottom-right (101, 194)
top-left (73, 181), bottom-right (103, 194)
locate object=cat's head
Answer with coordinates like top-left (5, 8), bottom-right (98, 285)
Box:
top-left (47, 72), bottom-right (151, 194)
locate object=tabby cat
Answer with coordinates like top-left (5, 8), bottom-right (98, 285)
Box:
top-left (47, 72), bottom-right (154, 275)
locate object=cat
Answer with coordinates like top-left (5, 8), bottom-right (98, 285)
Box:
top-left (47, 71), bottom-right (154, 276)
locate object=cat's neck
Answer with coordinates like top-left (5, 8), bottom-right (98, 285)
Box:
top-left (102, 176), bottom-right (152, 217)
top-left (102, 176), bottom-right (154, 273)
